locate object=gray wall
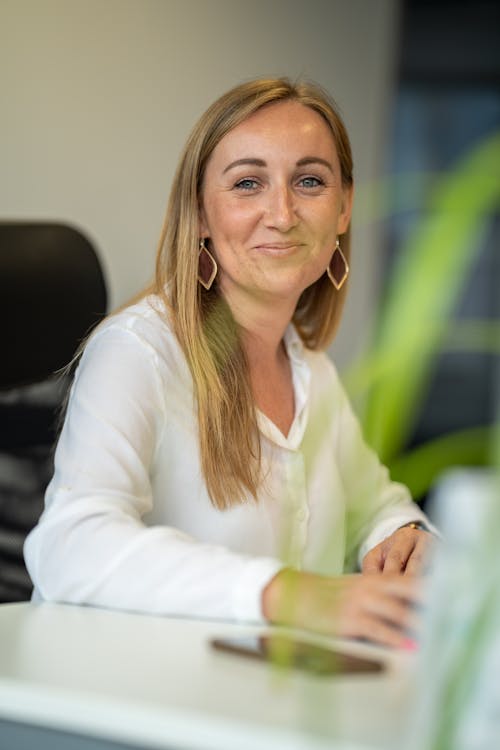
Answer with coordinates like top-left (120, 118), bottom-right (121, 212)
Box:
top-left (1, 0), bottom-right (399, 367)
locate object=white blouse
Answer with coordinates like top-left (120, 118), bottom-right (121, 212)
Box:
top-left (24, 296), bottom-right (431, 623)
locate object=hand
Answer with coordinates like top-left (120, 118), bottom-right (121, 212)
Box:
top-left (362, 526), bottom-right (435, 576)
top-left (262, 569), bottom-right (422, 648)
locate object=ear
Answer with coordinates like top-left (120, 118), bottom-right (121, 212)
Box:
top-left (337, 183), bottom-right (354, 235)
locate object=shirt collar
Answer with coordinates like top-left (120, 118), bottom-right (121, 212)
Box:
top-left (257, 325), bottom-right (311, 451)
top-left (283, 324), bottom-right (305, 365)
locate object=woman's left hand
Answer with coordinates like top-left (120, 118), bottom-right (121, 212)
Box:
top-left (362, 526), bottom-right (435, 576)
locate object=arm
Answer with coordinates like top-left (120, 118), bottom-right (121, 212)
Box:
top-left (24, 320), bottom-right (282, 622)
top-left (259, 360), bottom-right (428, 648)
top-left (262, 567), bottom-right (422, 649)
top-left (332, 369), bottom-right (437, 574)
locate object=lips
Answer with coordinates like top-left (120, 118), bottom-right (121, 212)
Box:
top-left (255, 241), bottom-right (302, 249)
top-left (254, 242), bottom-right (304, 256)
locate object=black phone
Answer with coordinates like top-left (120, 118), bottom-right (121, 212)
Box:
top-left (210, 634), bottom-right (385, 676)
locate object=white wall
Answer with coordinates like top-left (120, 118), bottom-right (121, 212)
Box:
top-left (1, 0), bottom-right (399, 367)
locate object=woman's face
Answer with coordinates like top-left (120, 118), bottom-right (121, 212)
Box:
top-left (199, 100), bottom-right (352, 311)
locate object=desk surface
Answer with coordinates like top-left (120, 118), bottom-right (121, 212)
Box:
top-left (0, 602), bottom-right (416, 750)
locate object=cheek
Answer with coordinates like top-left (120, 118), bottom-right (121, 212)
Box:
top-left (311, 213), bottom-right (338, 252)
top-left (206, 200), bottom-right (257, 243)
top-left (308, 198), bottom-right (341, 232)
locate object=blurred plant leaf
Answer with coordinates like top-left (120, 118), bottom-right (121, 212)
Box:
top-left (389, 426), bottom-right (493, 499)
top-left (345, 320), bottom-right (500, 401)
top-left (351, 131), bottom-right (500, 464)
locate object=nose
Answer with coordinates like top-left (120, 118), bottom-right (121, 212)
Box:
top-left (264, 183), bottom-right (298, 232)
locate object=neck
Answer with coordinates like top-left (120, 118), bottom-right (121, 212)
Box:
top-left (219, 286), bottom-right (297, 438)
top-left (222, 288), bottom-right (297, 365)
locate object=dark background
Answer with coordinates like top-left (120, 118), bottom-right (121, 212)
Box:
top-left (386, 0), bottom-right (500, 507)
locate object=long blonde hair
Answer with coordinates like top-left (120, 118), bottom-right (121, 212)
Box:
top-left (154, 77), bottom-right (353, 509)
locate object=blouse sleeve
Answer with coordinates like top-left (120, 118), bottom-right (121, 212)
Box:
top-left (24, 322), bottom-right (282, 622)
top-left (332, 371), bottom-right (436, 570)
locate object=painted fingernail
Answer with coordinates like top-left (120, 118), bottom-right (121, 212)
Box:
top-left (401, 638), bottom-right (419, 652)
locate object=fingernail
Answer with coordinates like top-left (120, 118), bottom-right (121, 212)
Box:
top-left (401, 638), bottom-right (419, 652)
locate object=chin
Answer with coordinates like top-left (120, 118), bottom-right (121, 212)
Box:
top-left (255, 273), bottom-right (319, 302)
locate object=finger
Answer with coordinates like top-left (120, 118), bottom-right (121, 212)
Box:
top-left (382, 574), bottom-right (425, 606)
top-left (382, 537), bottom-right (416, 574)
top-left (347, 613), bottom-right (412, 649)
top-left (364, 589), bottom-right (420, 633)
top-left (362, 546), bottom-right (384, 574)
top-left (404, 536), bottom-right (430, 577)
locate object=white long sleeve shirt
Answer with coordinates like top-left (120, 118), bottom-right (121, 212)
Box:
top-left (24, 296), bottom-right (430, 623)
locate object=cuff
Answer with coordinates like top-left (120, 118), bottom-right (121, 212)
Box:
top-left (358, 511), bottom-right (440, 569)
top-left (231, 557), bottom-right (284, 624)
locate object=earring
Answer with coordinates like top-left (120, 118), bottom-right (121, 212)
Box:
top-left (198, 238), bottom-right (217, 290)
top-left (327, 238), bottom-right (349, 290)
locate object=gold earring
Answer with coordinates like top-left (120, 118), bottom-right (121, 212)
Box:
top-left (327, 238), bottom-right (349, 290)
top-left (198, 238), bottom-right (217, 290)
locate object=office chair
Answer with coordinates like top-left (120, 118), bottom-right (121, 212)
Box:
top-left (0, 222), bottom-right (107, 602)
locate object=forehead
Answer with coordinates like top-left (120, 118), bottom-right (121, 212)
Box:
top-left (210, 100), bottom-right (338, 163)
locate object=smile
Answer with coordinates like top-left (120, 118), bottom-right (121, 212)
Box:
top-left (254, 243), bottom-right (303, 257)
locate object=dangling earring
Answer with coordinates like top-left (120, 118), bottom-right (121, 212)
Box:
top-left (327, 238), bottom-right (349, 290)
top-left (198, 238), bottom-right (217, 290)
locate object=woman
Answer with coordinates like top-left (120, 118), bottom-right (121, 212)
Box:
top-left (25, 78), bottom-right (434, 648)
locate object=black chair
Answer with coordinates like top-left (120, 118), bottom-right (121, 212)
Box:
top-left (0, 222), bottom-right (107, 601)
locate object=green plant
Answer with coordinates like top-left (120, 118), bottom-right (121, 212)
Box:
top-left (346, 130), bottom-right (500, 494)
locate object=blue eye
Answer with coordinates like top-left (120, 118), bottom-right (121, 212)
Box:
top-left (235, 179), bottom-right (259, 190)
top-left (299, 176), bottom-right (323, 188)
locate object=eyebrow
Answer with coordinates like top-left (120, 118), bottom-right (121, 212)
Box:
top-left (296, 156), bottom-right (334, 173)
top-left (222, 158), bottom-right (266, 174)
top-left (222, 156), bottom-right (334, 174)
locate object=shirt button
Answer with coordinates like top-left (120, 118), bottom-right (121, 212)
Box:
top-left (296, 508), bottom-right (307, 522)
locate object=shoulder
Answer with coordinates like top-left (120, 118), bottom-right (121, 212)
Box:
top-left (304, 347), bottom-right (341, 382)
top-left (92, 295), bottom-right (171, 347)
top-left (85, 295), bottom-right (185, 372)
top-left (71, 295), bottom-right (190, 407)
top-left (289, 328), bottom-right (343, 391)
top-left (286, 325), bottom-right (348, 417)
top-left (305, 351), bottom-right (350, 424)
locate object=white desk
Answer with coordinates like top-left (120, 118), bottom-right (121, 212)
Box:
top-left (0, 602), bottom-right (416, 750)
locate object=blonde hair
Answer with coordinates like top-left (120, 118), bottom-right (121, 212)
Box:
top-left (154, 77), bottom-right (353, 509)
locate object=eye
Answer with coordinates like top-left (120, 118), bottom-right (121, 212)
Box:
top-left (234, 178), bottom-right (260, 191)
top-left (297, 176), bottom-right (324, 189)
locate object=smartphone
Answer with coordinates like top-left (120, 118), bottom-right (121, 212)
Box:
top-left (211, 634), bottom-right (385, 676)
